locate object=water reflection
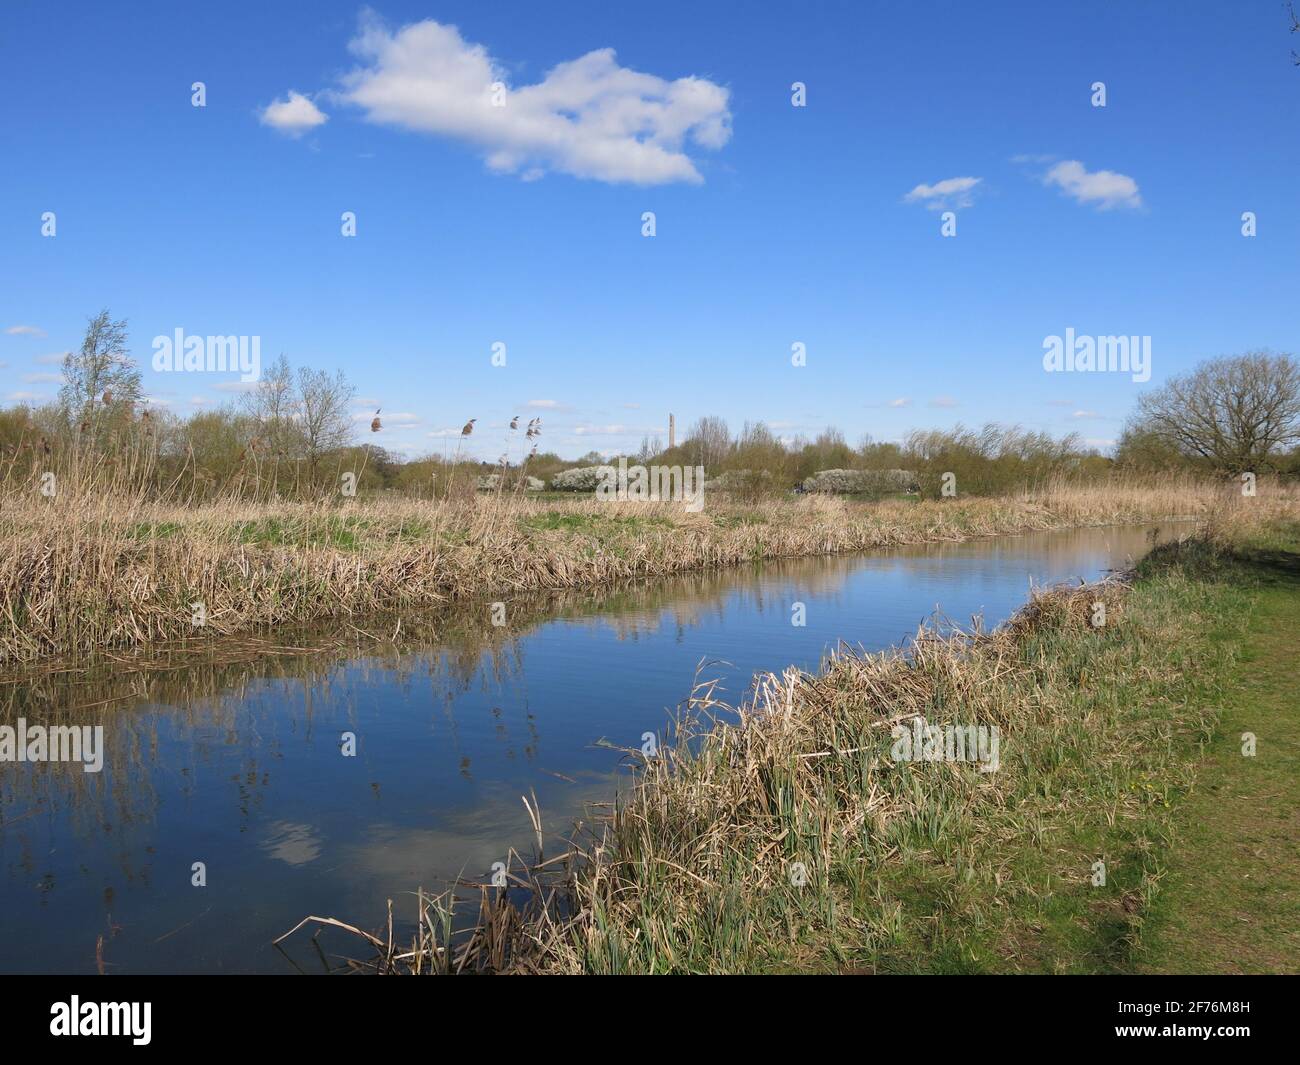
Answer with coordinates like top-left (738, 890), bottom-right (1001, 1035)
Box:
top-left (0, 522), bottom-right (1188, 973)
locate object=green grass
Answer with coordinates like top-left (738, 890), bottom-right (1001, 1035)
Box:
top-left (229, 515), bottom-right (434, 549)
top-left (857, 527), bottom-right (1300, 974)
top-left (1131, 523), bottom-right (1300, 974)
top-left (519, 511), bottom-right (672, 533)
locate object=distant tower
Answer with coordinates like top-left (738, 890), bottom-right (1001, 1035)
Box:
top-left (668, 413), bottom-right (675, 449)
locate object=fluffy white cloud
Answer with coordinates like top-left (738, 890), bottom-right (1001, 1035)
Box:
top-left (332, 15), bottom-right (730, 184)
top-left (1044, 160), bottom-right (1141, 210)
top-left (904, 176), bottom-right (981, 210)
top-left (888, 397), bottom-right (911, 408)
top-left (259, 91), bottom-right (329, 136)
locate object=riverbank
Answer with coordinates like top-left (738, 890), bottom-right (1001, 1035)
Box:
top-left (322, 507), bottom-right (1297, 974)
top-left (0, 477), bottom-right (1256, 664)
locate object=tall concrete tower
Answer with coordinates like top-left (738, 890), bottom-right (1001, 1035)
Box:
top-left (668, 413), bottom-right (675, 449)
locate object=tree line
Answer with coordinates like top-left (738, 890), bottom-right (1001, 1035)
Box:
top-left (3, 310), bottom-right (1297, 500)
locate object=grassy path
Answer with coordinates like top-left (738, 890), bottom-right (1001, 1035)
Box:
top-left (1133, 539), bottom-right (1300, 974)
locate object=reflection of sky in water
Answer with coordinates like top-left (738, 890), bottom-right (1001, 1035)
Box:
top-left (0, 522), bottom-right (1186, 973)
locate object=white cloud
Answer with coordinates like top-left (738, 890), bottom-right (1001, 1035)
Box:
top-left (190, 395), bottom-right (210, 406)
top-left (527, 399), bottom-right (561, 409)
top-left (928, 396), bottom-right (959, 408)
top-left (355, 410), bottom-right (420, 424)
top-left (904, 176), bottom-right (981, 210)
top-left (35, 352), bottom-right (68, 364)
top-left (1043, 160), bottom-right (1141, 210)
top-left (21, 372), bottom-right (62, 383)
top-left (888, 397), bottom-right (911, 408)
top-left (426, 427), bottom-right (462, 438)
top-left (573, 424), bottom-right (647, 435)
top-left (5, 325), bottom-right (46, 337)
top-left (1071, 409), bottom-right (1101, 419)
top-left (259, 91), bottom-right (329, 137)
top-left (331, 15), bottom-right (731, 185)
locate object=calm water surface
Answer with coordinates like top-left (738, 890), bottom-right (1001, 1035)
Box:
top-left (0, 522), bottom-right (1187, 972)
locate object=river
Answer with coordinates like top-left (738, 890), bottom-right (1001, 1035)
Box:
top-left (0, 521), bottom-right (1189, 972)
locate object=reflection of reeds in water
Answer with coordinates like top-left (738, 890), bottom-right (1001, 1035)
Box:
top-left (0, 563), bottom-right (845, 851)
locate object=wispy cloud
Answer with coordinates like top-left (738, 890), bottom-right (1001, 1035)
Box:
top-left (573, 423), bottom-right (653, 436)
top-left (21, 372), bottom-right (62, 384)
top-left (315, 14), bottom-right (730, 185)
top-left (888, 397), bottom-right (911, 408)
top-left (354, 410), bottom-right (420, 425)
top-left (5, 325), bottom-right (46, 337)
top-left (928, 396), bottom-right (959, 408)
top-left (1043, 160), bottom-right (1141, 210)
top-left (904, 176), bottom-right (981, 210)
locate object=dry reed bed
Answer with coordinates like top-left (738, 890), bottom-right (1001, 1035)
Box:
top-left (0, 476), bottom-right (1263, 663)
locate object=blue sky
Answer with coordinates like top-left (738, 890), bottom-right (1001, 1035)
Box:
top-left (1, 0), bottom-right (1297, 459)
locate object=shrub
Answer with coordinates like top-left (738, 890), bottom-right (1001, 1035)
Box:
top-left (550, 465), bottom-right (614, 492)
top-left (803, 468), bottom-right (918, 495)
top-left (476, 474), bottom-right (544, 491)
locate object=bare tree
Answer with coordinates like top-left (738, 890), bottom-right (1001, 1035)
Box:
top-left (1129, 351), bottom-right (1300, 472)
top-left (242, 354), bottom-right (300, 461)
top-left (295, 365), bottom-right (355, 482)
top-left (59, 309), bottom-right (142, 445)
top-left (685, 415), bottom-right (730, 469)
